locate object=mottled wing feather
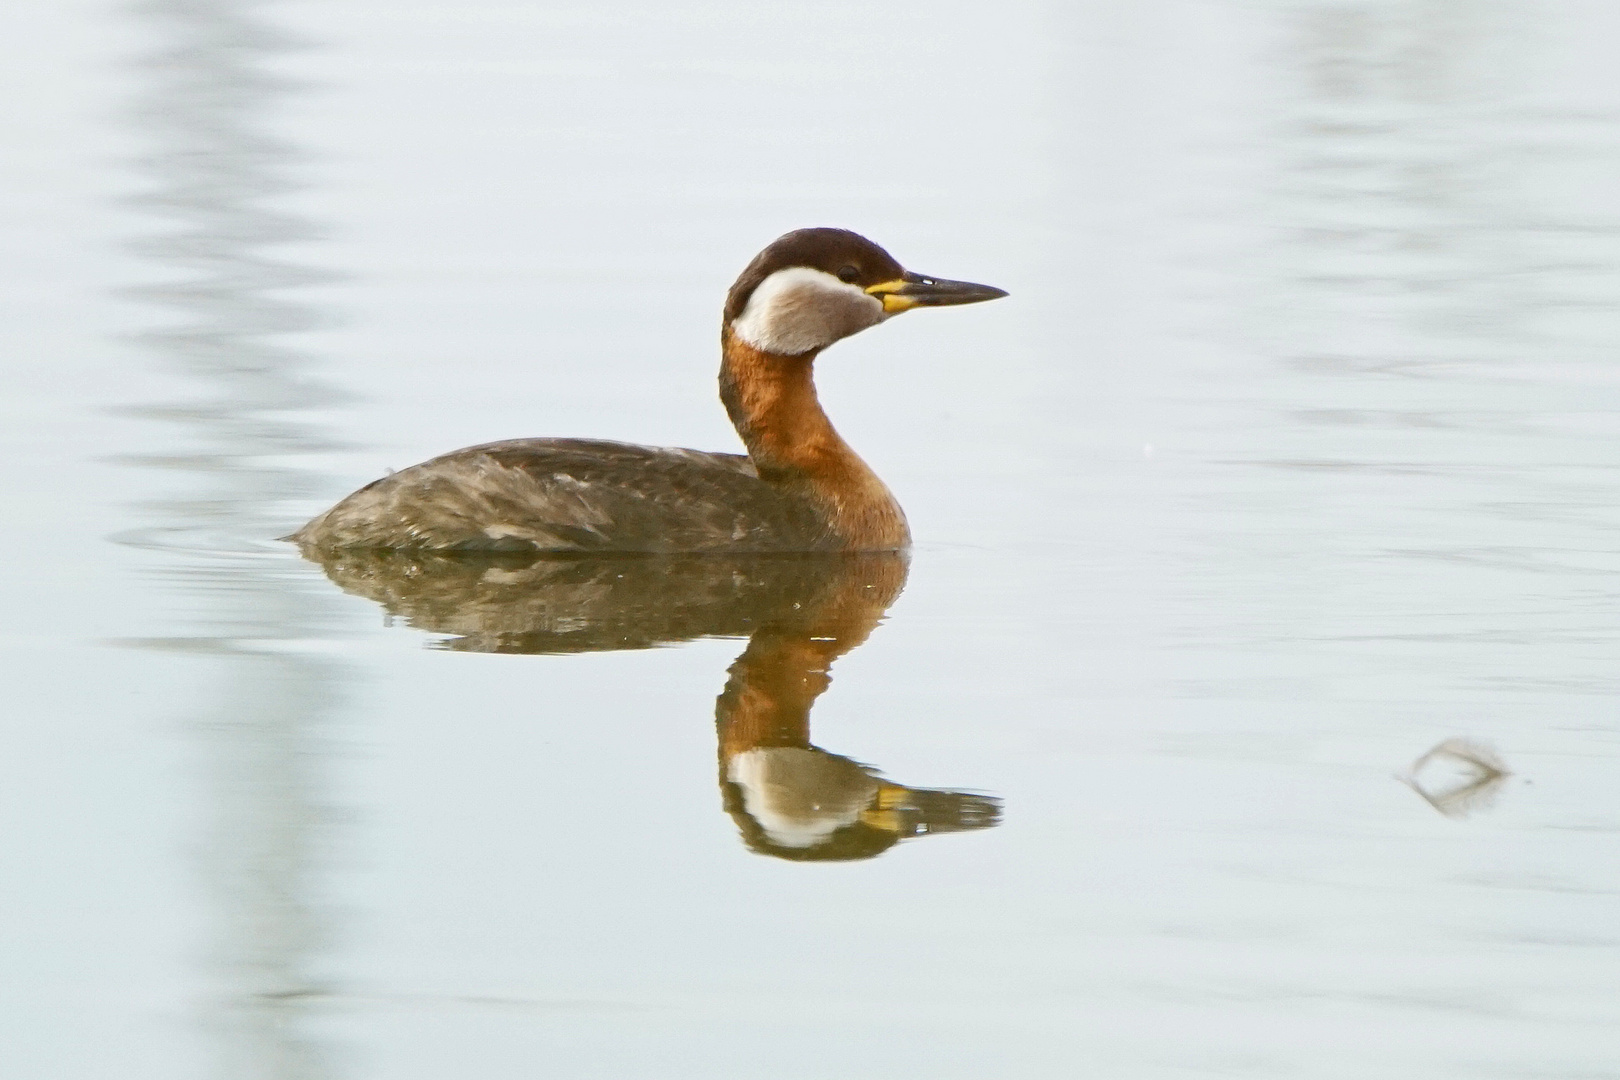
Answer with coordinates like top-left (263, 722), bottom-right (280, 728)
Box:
top-left (292, 438), bottom-right (834, 552)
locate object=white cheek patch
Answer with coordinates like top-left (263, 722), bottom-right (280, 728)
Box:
top-left (731, 267), bottom-right (886, 355)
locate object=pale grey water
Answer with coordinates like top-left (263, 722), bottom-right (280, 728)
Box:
top-left (3, 1), bottom-right (1619, 1077)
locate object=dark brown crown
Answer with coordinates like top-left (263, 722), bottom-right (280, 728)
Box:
top-left (723, 228), bottom-right (905, 324)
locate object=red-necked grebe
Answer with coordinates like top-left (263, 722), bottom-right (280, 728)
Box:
top-left (289, 228), bottom-right (1006, 552)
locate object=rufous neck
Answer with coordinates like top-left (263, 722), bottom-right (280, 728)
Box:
top-left (718, 331), bottom-right (847, 479)
top-left (718, 330), bottom-right (910, 549)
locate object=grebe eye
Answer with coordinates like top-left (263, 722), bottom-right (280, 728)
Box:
top-left (837, 265), bottom-right (860, 284)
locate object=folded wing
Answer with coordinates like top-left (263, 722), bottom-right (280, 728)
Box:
top-left (290, 438), bottom-right (833, 552)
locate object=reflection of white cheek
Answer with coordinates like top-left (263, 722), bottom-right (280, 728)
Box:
top-left (732, 267), bottom-right (885, 354)
top-left (728, 747), bottom-right (879, 849)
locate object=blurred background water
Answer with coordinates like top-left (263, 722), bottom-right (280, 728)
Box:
top-left (2, 1), bottom-right (1618, 1077)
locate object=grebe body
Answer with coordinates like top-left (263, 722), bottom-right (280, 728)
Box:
top-left (290, 228), bottom-right (1005, 553)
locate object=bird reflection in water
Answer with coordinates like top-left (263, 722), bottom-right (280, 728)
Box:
top-left (304, 548), bottom-right (1000, 859)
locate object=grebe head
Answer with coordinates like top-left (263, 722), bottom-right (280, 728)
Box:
top-left (724, 227), bottom-right (1007, 357)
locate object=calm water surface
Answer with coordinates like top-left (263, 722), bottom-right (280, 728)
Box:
top-left (3, 1), bottom-right (1619, 1077)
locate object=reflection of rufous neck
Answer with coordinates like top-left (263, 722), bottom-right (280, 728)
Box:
top-left (718, 331), bottom-right (909, 549)
top-left (714, 553), bottom-right (908, 760)
top-left (717, 633), bottom-right (840, 758)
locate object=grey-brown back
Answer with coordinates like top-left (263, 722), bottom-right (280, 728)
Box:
top-left (290, 438), bottom-right (838, 552)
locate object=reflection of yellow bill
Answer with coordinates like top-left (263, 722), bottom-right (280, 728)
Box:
top-left (860, 783), bottom-right (914, 832)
